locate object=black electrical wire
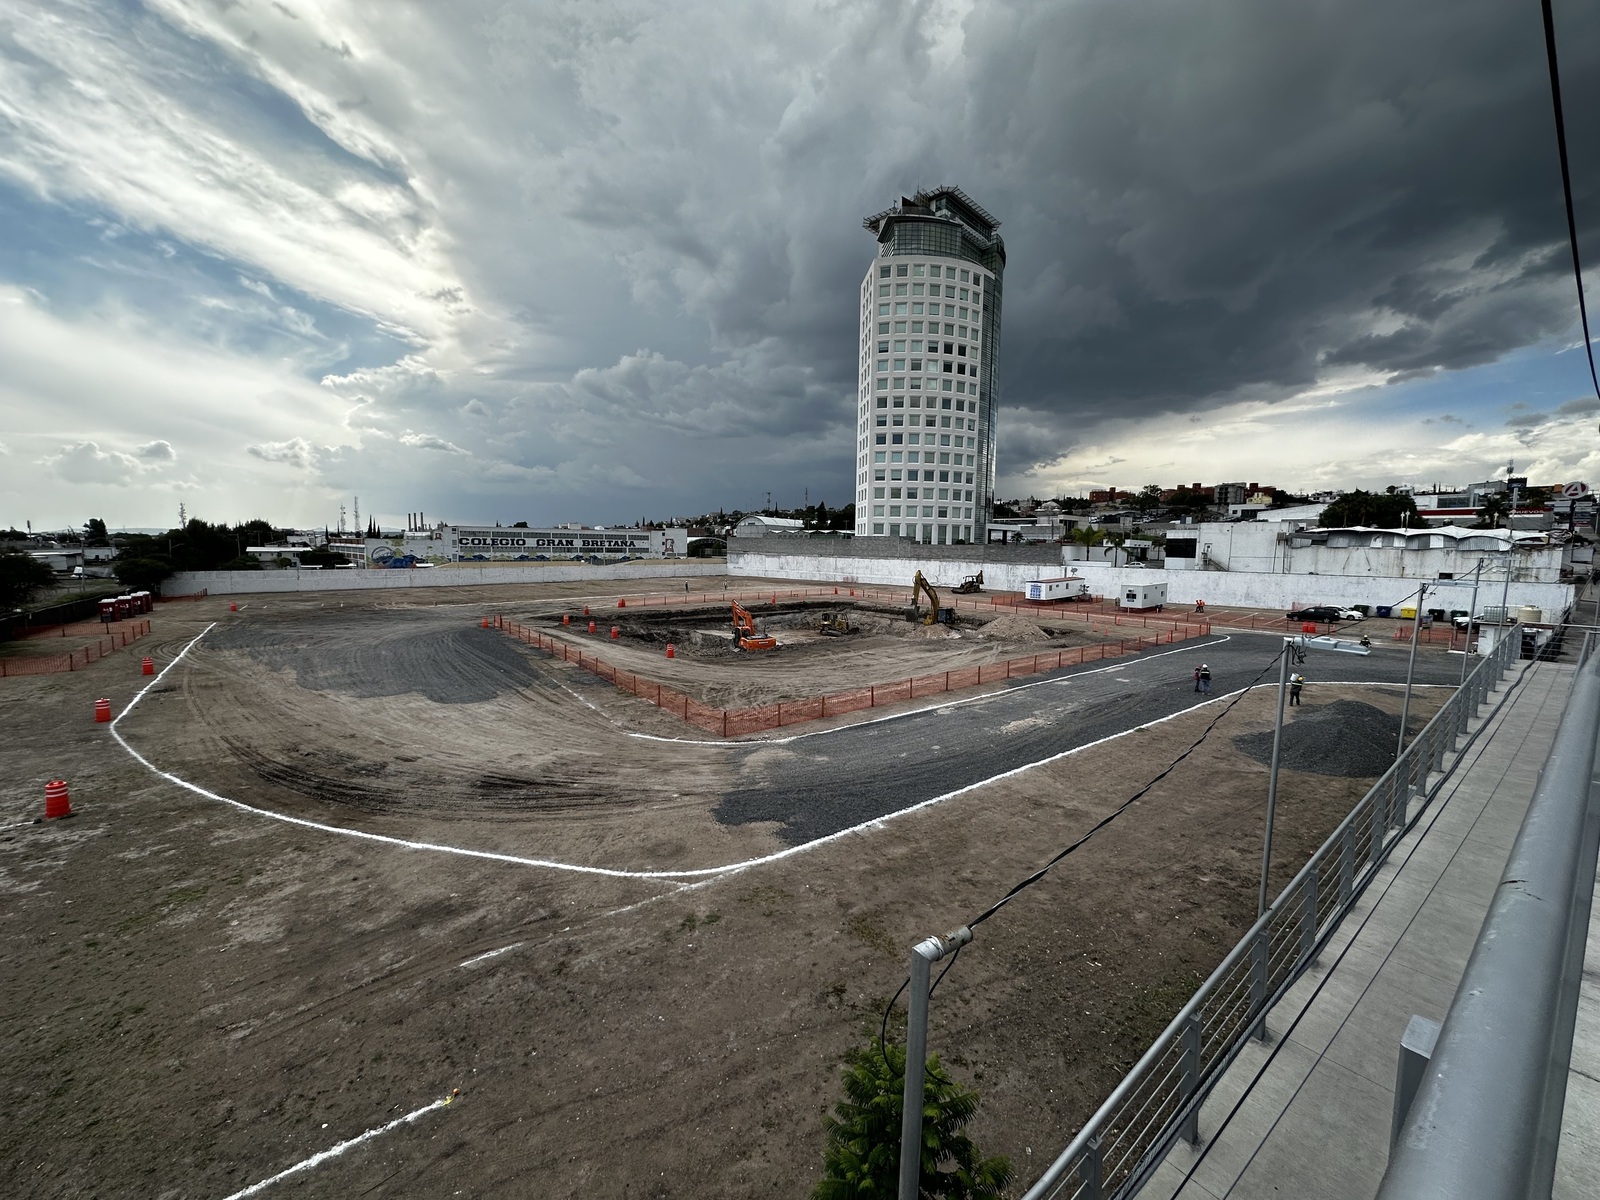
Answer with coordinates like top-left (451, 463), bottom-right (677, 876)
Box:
top-left (879, 645), bottom-right (1281, 1064)
top-left (1540, 0), bottom-right (1600, 412)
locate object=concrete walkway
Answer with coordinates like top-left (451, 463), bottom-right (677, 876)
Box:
top-left (1140, 657), bottom-right (1580, 1200)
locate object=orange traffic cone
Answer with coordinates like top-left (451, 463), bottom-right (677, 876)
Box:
top-left (44, 780), bottom-right (74, 819)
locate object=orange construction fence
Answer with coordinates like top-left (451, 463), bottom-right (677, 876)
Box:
top-left (0, 619), bottom-right (153, 678)
top-left (492, 613), bottom-right (1208, 738)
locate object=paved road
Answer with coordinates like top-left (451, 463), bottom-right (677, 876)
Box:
top-left (715, 631), bottom-right (1467, 844)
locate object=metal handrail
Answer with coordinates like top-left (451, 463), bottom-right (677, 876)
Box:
top-left (1020, 628), bottom-right (1523, 1200)
top-left (1376, 652), bottom-right (1600, 1199)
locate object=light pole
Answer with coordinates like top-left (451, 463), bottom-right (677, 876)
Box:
top-left (1396, 584), bottom-right (1429, 762)
top-left (1259, 639), bottom-right (1295, 917)
top-left (1260, 631), bottom-right (1369, 916)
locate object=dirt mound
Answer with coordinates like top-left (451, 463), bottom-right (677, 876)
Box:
top-left (909, 622), bottom-right (959, 639)
top-left (980, 614), bottom-right (1051, 642)
top-left (1232, 699), bottom-right (1402, 778)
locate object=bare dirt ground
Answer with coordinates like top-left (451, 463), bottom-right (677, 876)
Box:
top-left (0, 583), bottom-right (1446, 1199)
top-left (514, 599), bottom-right (1122, 709)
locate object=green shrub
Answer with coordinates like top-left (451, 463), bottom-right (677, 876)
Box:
top-left (815, 1040), bottom-right (1011, 1199)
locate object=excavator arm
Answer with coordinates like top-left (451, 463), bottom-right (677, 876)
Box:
top-left (912, 570), bottom-right (941, 626)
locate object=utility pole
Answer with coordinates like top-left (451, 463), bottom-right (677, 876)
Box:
top-left (353, 496), bottom-right (360, 534)
top-left (1397, 584), bottom-right (1428, 761)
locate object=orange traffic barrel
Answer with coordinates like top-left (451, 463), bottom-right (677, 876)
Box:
top-left (229, 602), bottom-right (238, 612)
top-left (587, 620), bottom-right (596, 634)
top-left (141, 656), bottom-right (154, 676)
top-left (666, 643), bottom-right (676, 659)
top-left (618, 598), bottom-right (627, 608)
top-left (481, 617), bottom-right (490, 628)
top-left (562, 614), bottom-right (570, 626)
top-left (44, 780), bottom-right (74, 819)
top-left (93, 698), bottom-right (111, 723)
top-left (582, 605), bottom-right (590, 616)
top-left (770, 594), bottom-right (777, 605)
top-left (610, 626), bottom-right (619, 639)
top-left (1301, 622), bottom-right (1317, 634)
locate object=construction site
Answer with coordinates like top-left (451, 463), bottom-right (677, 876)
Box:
top-left (0, 574), bottom-right (1494, 1198)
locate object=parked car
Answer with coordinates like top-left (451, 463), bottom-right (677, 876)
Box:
top-left (1286, 606), bottom-right (1343, 622)
top-left (1335, 608), bottom-right (1365, 621)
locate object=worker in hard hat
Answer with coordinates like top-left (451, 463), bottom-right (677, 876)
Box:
top-left (1198, 663), bottom-right (1212, 694)
top-left (1289, 672), bottom-right (1305, 706)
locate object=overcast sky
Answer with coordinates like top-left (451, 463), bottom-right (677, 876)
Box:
top-left (2, 0), bottom-right (1597, 531)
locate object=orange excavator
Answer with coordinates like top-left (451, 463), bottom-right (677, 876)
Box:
top-left (730, 600), bottom-right (778, 651)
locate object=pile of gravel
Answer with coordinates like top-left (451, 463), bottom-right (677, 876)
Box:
top-left (1233, 699), bottom-right (1403, 778)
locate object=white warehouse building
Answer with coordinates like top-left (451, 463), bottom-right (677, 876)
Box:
top-left (854, 186), bottom-right (1003, 547)
top-left (404, 526), bottom-right (688, 561)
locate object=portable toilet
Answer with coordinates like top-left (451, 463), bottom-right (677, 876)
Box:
top-left (98, 597), bottom-right (117, 624)
top-left (1120, 582), bottom-right (1168, 611)
top-left (114, 595), bottom-right (133, 619)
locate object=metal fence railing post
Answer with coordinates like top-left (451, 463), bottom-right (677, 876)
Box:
top-left (1179, 1014), bottom-right (1202, 1146)
top-left (1339, 826), bottom-right (1356, 908)
top-left (1079, 1135), bottom-right (1102, 1200)
top-left (1251, 932), bottom-right (1269, 1042)
top-left (1299, 873), bottom-right (1319, 964)
top-left (1369, 786), bottom-right (1386, 867)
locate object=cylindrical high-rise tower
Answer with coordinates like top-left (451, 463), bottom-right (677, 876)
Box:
top-left (854, 186), bottom-right (1004, 545)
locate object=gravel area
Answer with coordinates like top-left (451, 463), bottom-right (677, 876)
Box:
top-left (1233, 699), bottom-right (1407, 777)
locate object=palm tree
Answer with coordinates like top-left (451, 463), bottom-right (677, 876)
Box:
top-left (1068, 525), bottom-right (1106, 560)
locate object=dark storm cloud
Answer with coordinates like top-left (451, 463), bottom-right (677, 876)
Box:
top-left (7, 0), bottom-right (1598, 525)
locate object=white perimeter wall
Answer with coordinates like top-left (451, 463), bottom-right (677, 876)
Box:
top-left (731, 552), bottom-right (1575, 617)
top-left (167, 562), bottom-right (728, 597)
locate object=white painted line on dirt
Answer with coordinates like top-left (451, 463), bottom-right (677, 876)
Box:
top-left (622, 635), bottom-right (1237, 747)
top-left (112, 626), bottom-right (1449, 884)
top-left (459, 942), bottom-right (523, 968)
top-left (217, 1095), bottom-right (451, 1199)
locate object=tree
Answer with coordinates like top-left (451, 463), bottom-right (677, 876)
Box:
top-left (83, 518), bottom-right (110, 546)
top-left (1134, 484), bottom-right (1164, 512)
top-left (298, 547), bottom-right (350, 568)
top-left (1069, 526), bottom-right (1107, 555)
top-left (0, 549), bottom-right (57, 609)
top-left (815, 1041), bottom-right (1011, 1200)
top-left (1318, 490), bottom-right (1419, 529)
top-left (113, 556), bottom-right (175, 594)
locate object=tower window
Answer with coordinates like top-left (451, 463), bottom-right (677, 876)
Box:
top-left (896, 264), bottom-right (909, 276)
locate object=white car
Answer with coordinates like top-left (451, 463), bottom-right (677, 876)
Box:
top-left (1336, 608), bottom-right (1365, 621)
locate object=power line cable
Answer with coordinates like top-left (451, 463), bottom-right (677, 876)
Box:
top-left (880, 646), bottom-right (1281, 1064)
top-left (1540, 0), bottom-right (1600, 413)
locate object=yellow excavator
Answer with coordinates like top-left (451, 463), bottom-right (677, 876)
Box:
top-left (730, 600), bottom-right (777, 651)
top-left (952, 570), bottom-right (985, 594)
top-left (911, 570), bottom-right (951, 626)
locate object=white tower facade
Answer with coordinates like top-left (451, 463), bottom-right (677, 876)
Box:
top-left (853, 186), bottom-right (1004, 545)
